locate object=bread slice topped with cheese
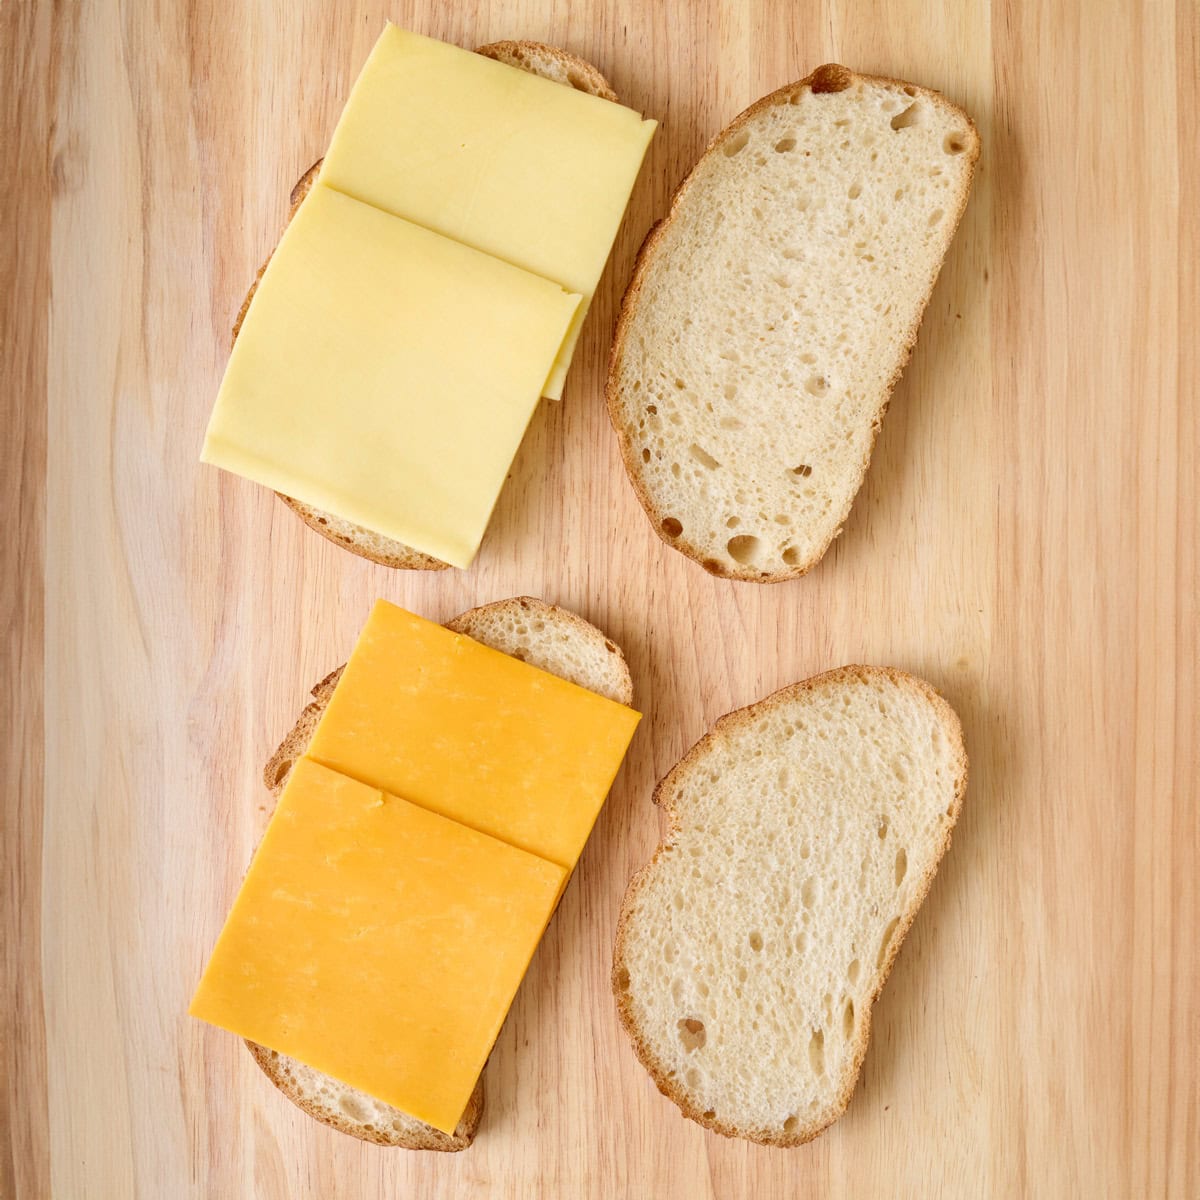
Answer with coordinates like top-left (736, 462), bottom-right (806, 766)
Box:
top-left (225, 39), bottom-right (640, 571)
top-left (246, 597), bottom-right (634, 1150)
top-left (612, 667), bottom-right (967, 1145)
top-left (607, 64), bottom-right (979, 581)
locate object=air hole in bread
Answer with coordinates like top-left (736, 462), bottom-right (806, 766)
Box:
top-left (808, 1028), bottom-right (825, 1075)
top-left (338, 1093), bottom-right (369, 1122)
top-left (796, 195), bottom-right (811, 213)
top-left (723, 130), bottom-right (750, 157)
top-left (685, 1067), bottom-right (702, 1089)
top-left (642, 447), bottom-right (651, 462)
top-left (272, 760), bottom-right (292, 787)
top-left (774, 136), bottom-right (797, 153)
top-left (895, 847), bottom-right (908, 885)
top-left (783, 1114), bottom-right (799, 1135)
top-left (689, 444), bottom-right (721, 469)
top-left (748, 931), bottom-right (764, 952)
top-left (800, 839), bottom-right (811, 859)
top-left (677, 1017), bottom-right (707, 1052)
top-left (847, 957), bottom-right (861, 984)
top-left (725, 516), bottom-right (741, 529)
top-left (801, 878), bottom-right (816, 908)
top-left (646, 403), bottom-right (657, 414)
top-left (782, 547), bottom-right (801, 567)
top-left (702, 558), bottom-right (724, 575)
top-left (843, 998), bottom-right (855, 1038)
top-left (944, 132), bottom-right (967, 155)
top-left (726, 535), bottom-right (762, 565)
top-left (848, 181), bottom-right (862, 199)
top-left (703, 1109), bottom-right (717, 1121)
top-left (890, 101), bottom-right (921, 131)
top-left (928, 207), bottom-right (944, 226)
top-left (661, 517), bottom-right (683, 538)
top-left (795, 929), bottom-right (807, 953)
top-left (791, 463), bottom-right (813, 477)
top-left (663, 942), bottom-right (677, 963)
top-left (903, 85), bottom-right (917, 97)
top-left (616, 967), bottom-right (631, 991)
top-left (806, 374), bottom-right (829, 397)
top-left (878, 815), bottom-right (889, 839)
top-left (877, 917), bottom-right (901, 967)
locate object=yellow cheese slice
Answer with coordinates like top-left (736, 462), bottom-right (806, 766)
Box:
top-left (319, 24), bottom-right (656, 399)
top-left (190, 757), bottom-right (565, 1134)
top-left (307, 601), bottom-right (642, 869)
top-left (201, 184), bottom-right (580, 568)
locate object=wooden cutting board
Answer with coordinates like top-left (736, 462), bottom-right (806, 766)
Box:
top-left (3, 1), bottom-right (1196, 1196)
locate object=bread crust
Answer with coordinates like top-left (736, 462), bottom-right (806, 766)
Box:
top-left (610, 665), bottom-right (968, 1145)
top-left (605, 65), bottom-right (981, 583)
top-left (230, 42), bottom-right (620, 570)
top-left (476, 40), bottom-right (618, 101)
top-left (249, 597), bottom-right (633, 1149)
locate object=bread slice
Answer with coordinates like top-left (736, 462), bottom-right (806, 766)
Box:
top-left (607, 64), bottom-right (980, 582)
top-left (612, 666), bottom-right (967, 1145)
top-left (250, 597), bottom-right (634, 1149)
top-left (231, 42), bottom-right (620, 570)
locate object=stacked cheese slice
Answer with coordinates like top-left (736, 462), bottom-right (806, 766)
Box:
top-left (202, 26), bottom-right (656, 568)
top-left (190, 601), bottom-right (641, 1135)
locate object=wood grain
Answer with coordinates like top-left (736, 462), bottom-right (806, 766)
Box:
top-left (3, 0), bottom-right (1197, 1195)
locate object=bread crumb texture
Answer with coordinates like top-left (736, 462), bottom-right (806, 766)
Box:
top-left (612, 666), bottom-right (967, 1145)
top-left (609, 70), bottom-right (979, 580)
top-left (246, 1043), bottom-right (480, 1150)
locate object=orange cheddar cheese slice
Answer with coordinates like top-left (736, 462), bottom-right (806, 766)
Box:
top-left (190, 757), bottom-right (565, 1134)
top-left (307, 601), bottom-right (642, 869)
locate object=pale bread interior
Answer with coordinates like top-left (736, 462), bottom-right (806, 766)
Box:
top-left (608, 66), bottom-right (979, 581)
top-left (613, 666), bottom-right (966, 1145)
top-left (250, 597), bottom-right (633, 1149)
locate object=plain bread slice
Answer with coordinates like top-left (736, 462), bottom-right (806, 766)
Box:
top-left (607, 64), bottom-right (980, 581)
top-left (612, 665), bottom-right (967, 1145)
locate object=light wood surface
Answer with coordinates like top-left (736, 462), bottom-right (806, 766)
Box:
top-left (3, 1), bottom-right (1197, 1196)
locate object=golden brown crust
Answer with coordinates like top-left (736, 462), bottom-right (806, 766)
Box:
top-left (476, 40), bottom-right (618, 102)
top-left (610, 665), bottom-right (968, 1145)
top-left (446, 595), bottom-right (635, 706)
top-left (245, 1042), bottom-right (483, 1151)
top-left (250, 597), bottom-right (634, 1148)
top-left (605, 65), bottom-right (981, 583)
top-left (232, 41), bottom-right (621, 571)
